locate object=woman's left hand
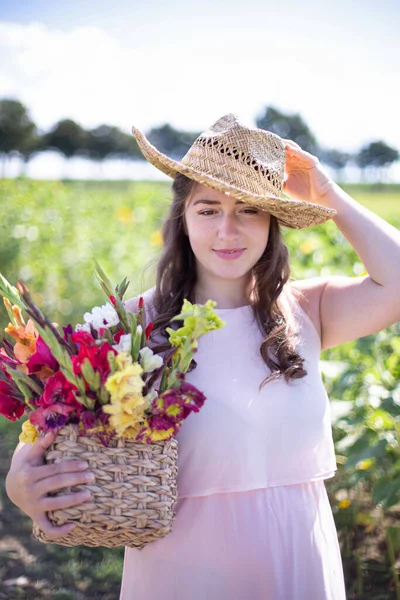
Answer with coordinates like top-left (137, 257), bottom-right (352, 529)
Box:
top-left (282, 139), bottom-right (335, 206)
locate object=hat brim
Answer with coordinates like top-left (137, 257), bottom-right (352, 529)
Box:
top-left (131, 125), bottom-right (336, 229)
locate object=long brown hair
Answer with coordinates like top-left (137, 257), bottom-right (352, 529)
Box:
top-left (149, 173), bottom-right (307, 388)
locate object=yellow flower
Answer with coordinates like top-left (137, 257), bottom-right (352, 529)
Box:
top-left (115, 206), bottom-right (134, 223)
top-left (19, 420), bottom-right (39, 444)
top-left (338, 499), bottom-right (351, 509)
top-left (150, 230), bottom-right (163, 247)
top-left (299, 240), bottom-right (317, 254)
top-left (357, 459), bottom-right (374, 471)
top-left (105, 353), bottom-right (145, 401)
top-left (103, 352), bottom-right (149, 439)
top-left (138, 417), bottom-right (175, 443)
top-left (102, 407), bottom-right (147, 438)
top-left (147, 427), bottom-right (175, 442)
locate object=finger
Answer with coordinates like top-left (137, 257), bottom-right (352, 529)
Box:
top-left (34, 459), bottom-right (89, 481)
top-left (27, 431), bottom-right (57, 466)
top-left (33, 470), bottom-right (95, 496)
top-left (41, 489), bottom-right (92, 512)
top-left (34, 514), bottom-right (77, 539)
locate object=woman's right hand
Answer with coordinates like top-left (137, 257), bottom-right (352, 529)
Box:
top-left (5, 429), bottom-right (94, 539)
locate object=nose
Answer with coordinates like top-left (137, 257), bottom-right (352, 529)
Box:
top-left (217, 213), bottom-right (241, 241)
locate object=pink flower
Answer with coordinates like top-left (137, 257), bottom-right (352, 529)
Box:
top-left (30, 402), bottom-right (76, 433)
top-left (28, 370), bottom-right (82, 433)
top-left (26, 336), bottom-right (59, 381)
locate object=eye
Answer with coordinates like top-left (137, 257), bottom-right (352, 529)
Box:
top-left (241, 208), bottom-right (259, 214)
top-left (198, 210), bottom-right (216, 216)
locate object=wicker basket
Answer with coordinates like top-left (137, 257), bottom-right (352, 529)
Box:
top-left (32, 424), bottom-right (179, 549)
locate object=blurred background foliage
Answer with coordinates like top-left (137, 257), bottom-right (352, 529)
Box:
top-left (1, 99), bottom-right (399, 182)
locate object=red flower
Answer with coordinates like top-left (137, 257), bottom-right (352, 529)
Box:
top-left (113, 328), bottom-right (125, 344)
top-left (0, 381), bottom-right (24, 421)
top-left (145, 322), bottom-right (154, 340)
top-left (71, 332), bottom-right (116, 385)
top-left (109, 295), bottom-right (117, 306)
top-left (0, 352), bottom-right (26, 421)
top-left (138, 297), bottom-right (144, 309)
top-left (39, 371), bottom-right (80, 410)
top-left (72, 331), bottom-right (96, 347)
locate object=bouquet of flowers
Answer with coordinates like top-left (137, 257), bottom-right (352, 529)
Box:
top-left (0, 263), bottom-right (225, 548)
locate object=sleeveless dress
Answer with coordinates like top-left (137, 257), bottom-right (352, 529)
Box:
top-left (119, 288), bottom-right (347, 600)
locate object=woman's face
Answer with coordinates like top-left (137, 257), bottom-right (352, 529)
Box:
top-left (184, 183), bottom-right (271, 291)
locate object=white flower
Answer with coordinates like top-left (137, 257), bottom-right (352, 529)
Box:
top-left (112, 333), bottom-right (132, 353)
top-left (75, 322), bottom-right (91, 333)
top-left (83, 302), bottom-right (119, 332)
top-left (139, 346), bottom-right (163, 373)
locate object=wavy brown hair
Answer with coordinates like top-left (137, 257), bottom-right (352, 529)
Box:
top-left (149, 173), bottom-right (307, 388)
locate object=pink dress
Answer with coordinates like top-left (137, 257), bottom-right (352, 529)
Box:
top-left (120, 288), bottom-right (346, 599)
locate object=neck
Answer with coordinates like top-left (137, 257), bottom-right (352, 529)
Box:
top-left (194, 276), bottom-right (253, 309)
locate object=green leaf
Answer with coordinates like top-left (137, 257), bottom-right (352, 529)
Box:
top-left (0, 273), bottom-right (23, 308)
top-left (372, 477), bottom-right (400, 506)
top-left (80, 358), bottom-right (101, 392)
top-left (345, 438), bottom-right (388, 470)
top-left (386, 526), bottom-right (400, 550)
top-left (366, 408), bottom-right (396, 431)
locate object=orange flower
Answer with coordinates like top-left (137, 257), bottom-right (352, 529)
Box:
top-left (3, 303), bottom-right (54, 380)
top-left (5, 318), bottom-right (39, 364)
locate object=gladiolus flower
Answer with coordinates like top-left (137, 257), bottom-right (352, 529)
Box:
top-left (103, 353), bottom-right (149, 438)
top-left (0, 380), bottom-right (25, 421)
top-left (19, 419), bottom-right (39, 444)
top-left (26, 336), bottom-right (59, 381)
top-left (139, 347), bottom-right (163, 373)
top-left (81, 302), bottom-right (119, 332)
top-left (30, 402), bottom-right (77, 433)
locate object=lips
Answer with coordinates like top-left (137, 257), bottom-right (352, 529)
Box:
top-left (213, 248), bottom-right (246, 260)
top-left (213, 248), bottom-right (244, 253)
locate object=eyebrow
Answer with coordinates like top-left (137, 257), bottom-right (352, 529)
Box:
top-left (192, 198), bottom-right (245, 206)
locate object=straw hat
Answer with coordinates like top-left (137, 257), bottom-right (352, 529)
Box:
top-left (131, 113), bottom-right (336, 229)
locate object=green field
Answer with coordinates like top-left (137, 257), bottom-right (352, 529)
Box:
top-left (1, 179), bottom-right (400, 599)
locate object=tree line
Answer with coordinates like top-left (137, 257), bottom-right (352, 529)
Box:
top-left (0, 99), bottom-right (398, 180)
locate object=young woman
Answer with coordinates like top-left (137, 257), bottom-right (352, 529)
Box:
top-left (6, 114), bottom-right (400, 599)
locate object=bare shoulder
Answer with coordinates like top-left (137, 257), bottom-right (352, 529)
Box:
top-left (287, 277), bottom-right (330, 340)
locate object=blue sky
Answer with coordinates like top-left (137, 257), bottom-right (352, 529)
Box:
top-left (0, 0), bottom-right (399, 158)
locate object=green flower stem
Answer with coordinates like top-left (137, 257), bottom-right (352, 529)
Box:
top-left (94, 260), bottom-right (130, 332)
top-left (4, 365), bottom-right (42, 396)
top-left (0, 274), bottom-right (23, 308)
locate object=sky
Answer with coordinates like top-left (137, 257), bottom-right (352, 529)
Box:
top-left (0, 0), bottom-right (399, 178)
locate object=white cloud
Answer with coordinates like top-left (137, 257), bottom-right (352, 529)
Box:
top-left (0, 19), bottom-right (398, 158)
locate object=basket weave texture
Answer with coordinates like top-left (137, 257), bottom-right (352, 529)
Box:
top-left (32, 424), bottom-right (179, 549)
